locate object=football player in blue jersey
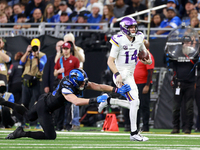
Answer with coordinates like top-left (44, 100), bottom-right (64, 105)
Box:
top-left (0, 68), bottom-right (130, 140)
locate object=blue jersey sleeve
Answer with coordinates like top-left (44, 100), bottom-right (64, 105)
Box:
top-left (38, 55), bottom-right (47, 72)
top-left (169, 16), bottom-right (182, 28)
top-left (8, 94), bottom-right (15, 103)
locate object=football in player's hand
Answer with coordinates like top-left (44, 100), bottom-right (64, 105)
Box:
top-left (138, 50), bottom-right (149, 61)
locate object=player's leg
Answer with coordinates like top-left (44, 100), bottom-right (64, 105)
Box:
top-left (98, 97), bottom-right (130, 113)
top-left (124, 76), bottom-right (148, 141)
top-left (6, 100), bottom-right (56, 140)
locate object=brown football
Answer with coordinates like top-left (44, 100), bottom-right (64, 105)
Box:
top-left (138, 50), bottom-right (149, 61)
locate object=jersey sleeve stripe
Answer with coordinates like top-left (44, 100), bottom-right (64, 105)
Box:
top-left (110, 37), bottom-right (119, 47)
top-left (62, 88), bottom-right (73, 94)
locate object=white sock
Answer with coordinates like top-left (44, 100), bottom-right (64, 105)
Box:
top-left (130, 99), bottom-right (139, 132)
top-left (110, 98), bottom-right (130, 109)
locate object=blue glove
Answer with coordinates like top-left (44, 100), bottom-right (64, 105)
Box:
top-left (117, 84), bottom-right (131, 95)
top-left (97, 94), bottom-right (109, 103)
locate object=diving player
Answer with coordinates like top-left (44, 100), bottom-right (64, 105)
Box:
top-left (1, 68), bottom-right (130, 140)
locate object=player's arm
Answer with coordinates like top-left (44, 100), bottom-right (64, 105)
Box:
top-left (86, 81), bottom-right (113, 92)
top-left (139, 42), bottom-right (152, 65)
top-left (156, 26), bottom-right (172, 35)
top-left (63, 93), bottom-right (107, 106)
top-left (86, 81), bottom-right (131, 96)
top-left (107, 44), bottom-right (123, 87)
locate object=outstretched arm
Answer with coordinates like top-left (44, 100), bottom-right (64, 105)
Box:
top-left (86, 82), bottom-right (113, 92)
top-left (62, 93), bottom-right (107, 106)
top-left (86, 82), bottom-right (131, 96)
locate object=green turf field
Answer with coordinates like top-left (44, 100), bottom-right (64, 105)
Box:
top-left (0, 127), bottom-right (200, 150)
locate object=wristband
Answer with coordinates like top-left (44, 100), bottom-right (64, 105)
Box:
top-left (112, 87), bottom-right (118, 93)
top-left (114, 72), bottom-right (120, 77)
top-left (89, 97), bottom-right (97, 104)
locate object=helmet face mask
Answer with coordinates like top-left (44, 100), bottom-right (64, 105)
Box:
top-left (69, 69), bottom-right (88, 90)
top-left (120, 17), bottom-right (138, 37)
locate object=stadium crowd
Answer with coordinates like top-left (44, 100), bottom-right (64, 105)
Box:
top-left (0, 0), bottom-right (200, 135)
top-left (0, 0), bottom-right (200, 31)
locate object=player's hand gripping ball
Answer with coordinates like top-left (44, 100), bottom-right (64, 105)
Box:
top-left (138, 50), bottom-right (149, 61)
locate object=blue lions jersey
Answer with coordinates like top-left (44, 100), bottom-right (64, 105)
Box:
top-left (45, 76), bottom-right (83, 112)
top-left (159, 16), bottom-right (182, 35)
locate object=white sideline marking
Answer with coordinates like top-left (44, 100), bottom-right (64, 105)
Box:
top-left (0, 147), bottom-right (166, 149)
top-left (0, 143), bottom-right (200, 146)
top-left (1, 130), bottom-right (200, 137)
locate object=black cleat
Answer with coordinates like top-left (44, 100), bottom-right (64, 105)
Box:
top-left (5, 126), bottom-right (25, 139)
top-left (171, 128), bottom-right (180, 134)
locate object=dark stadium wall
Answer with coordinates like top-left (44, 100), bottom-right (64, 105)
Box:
top-left (4, 35), bottom-right (167, 98)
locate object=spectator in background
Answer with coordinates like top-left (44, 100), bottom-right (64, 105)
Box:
top-left (155, 7), bottom-right (181, 36)
top-left (0, 12), bottom-right (12, 28)
top-left (124, 0), bottom-right (147, 23)
top-left (8, 52), bottom-right (24, 104)
top-left (74, 0), bottom-right (86, 13)
top-left (0, 1), bottom-right (7, 13)
top-left (113, 0), bottom-right (128, 27)
top-left (58, 11), bottom-right (71, 29)
top-left (13, 13), bottom-right (29, 30)
top-left (182, 0), bottom-right (195, 22)
top-left (25, 0), bottom-right (46, 19)
top-left (57, 1), bottom-right (72, 16)
top-left (13, 3), bottom-right (25, 23)
top-left (7, 0), bottom-right (20, 6)
top-left (101, 4), bottom-right (115, 27)
top-left (69, 0), bottom-right (86, 23)
top-left (43, 3), bottom-right (55, 22)
top-left (20, 38), bottom-right (47, 128)
top-left (189, 16), bottom-right (200, 38)
top-left (67, 0), bottom-right (76, 11)
top-left (53, 41), bottom-right (80, 131)
top-left (164, 0), bottom-right (181, 18)
top-left (0, 80), bottom-right (15, 128)
top-left (8, 52), bottom-right (24, 125)
top-left (195, 67), bottom-right (200, 132)
top-left (52, 1), bottom-right (72, 23)
top-left (43, 40), bottom-right (64, 94)
top-left (63, 33), bottom-right (85, 69)
top-left (113, 0), bottom-right (128, 18)
top-left (182, 9), bottom-right (198, 26)
top-left (73, 12), bottom-right (88, 29)
top-left (53, 0), bottom-right (61, 14)
top-left (63, 33), bottom-right (85, 131)
top-left (196, 0), bottom-right (200, 13)
top-left (134, 40), bottom-right (155, 132)
top-left (86, 0), bottom-right (103, 15)
top-left (87, 3), bottom-right (102, 29)
top-left (150, 13), bottom-right (163, 35)
top-left (4, 5), bottom-right (14, 22)
top-left (20, 3), bottom-right (26, 12)
top-left (169, 35), bottom-right (198, 134)
top-left (190, 16), bottom-right (200, 27)
top-left (0, 37), bottom-right (12, 85)
top-left (27, 8), bottom-right (45, 23)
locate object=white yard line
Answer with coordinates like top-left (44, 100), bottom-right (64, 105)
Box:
top-left (1, 130), bottom-right (200, 137)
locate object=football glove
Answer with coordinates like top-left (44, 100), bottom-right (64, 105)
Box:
top-left (97, 94), bottom-right (109, 103)
top-left (115, 84), bottom-right (131, 95)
